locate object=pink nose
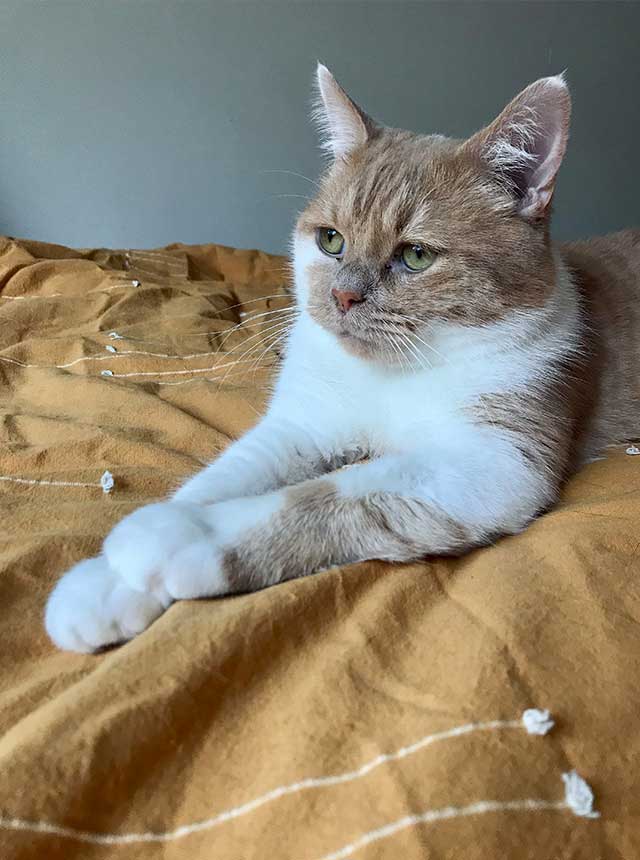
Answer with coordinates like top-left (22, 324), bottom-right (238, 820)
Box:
top-left (332, 288), bottom-right (363, 313)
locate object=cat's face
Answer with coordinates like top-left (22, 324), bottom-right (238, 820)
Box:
top-left (293, 66), bottom-right (570, 367)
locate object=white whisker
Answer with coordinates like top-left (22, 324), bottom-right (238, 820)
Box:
top-left (214, 319), bottom-right (294, 390)
top-left (395, 329), bottom-right (433, 372)
top-left (214, 307), bottom-right (299, 352)
top-left (260, 168), bottom-right (320, 189)
top-left (219, 315), bottom-right (299, 361)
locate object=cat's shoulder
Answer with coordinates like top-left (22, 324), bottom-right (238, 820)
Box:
top-left (560, 228), bottom-right (640, 277)
top-left (559, 228), bottom-right (640, 313)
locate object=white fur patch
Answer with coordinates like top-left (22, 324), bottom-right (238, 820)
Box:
top-left (45, 556), bottom-right (168, 653)
top-left (104, 501), bottom-right (227, 602)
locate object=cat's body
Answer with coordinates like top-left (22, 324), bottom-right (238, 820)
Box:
top-left (562, 230), bottom-right (640, 457)
top-left (45, 68), bottom-right (639, 652)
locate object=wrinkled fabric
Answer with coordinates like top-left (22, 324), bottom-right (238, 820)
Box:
top-left (0, 236), bottom-right (639, 860)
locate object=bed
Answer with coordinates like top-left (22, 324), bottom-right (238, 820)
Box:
top-left (1, 235), bottom-right (638, 859)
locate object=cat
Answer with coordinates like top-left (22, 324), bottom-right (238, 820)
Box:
top-left (45, 64), bottom-right (639, 653)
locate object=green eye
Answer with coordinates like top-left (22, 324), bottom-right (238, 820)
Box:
top-left (400, 244), bottom-right (436, 272)
top-left (317, 227), bottom-right (344, 257)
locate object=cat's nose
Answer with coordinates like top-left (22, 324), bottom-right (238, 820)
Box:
top-left (331, 288), bottom-right (364, 313)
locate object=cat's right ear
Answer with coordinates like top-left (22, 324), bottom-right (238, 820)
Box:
top-left (462, 75), bottom-right (571, 218)
top-left (313, 64), bottom-right (377, 160)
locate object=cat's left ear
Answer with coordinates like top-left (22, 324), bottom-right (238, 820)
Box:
top-left (313, 63), bottom-right (378, 160)
top-left (463, 74), bottom-right (571, 218)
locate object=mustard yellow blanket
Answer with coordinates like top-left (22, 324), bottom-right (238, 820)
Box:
top-left (1, 237), bottom-right (638, 859)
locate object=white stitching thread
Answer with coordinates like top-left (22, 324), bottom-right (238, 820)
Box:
top-left (86, 282), bottom-right (142, 293)
top-left (0, 307), bottom-right (294, 373)
top-left (312, 798), bottom-right (566, 860)
top-left (0, 470), bottom-right (114, 493)
top-left (101, 358), bottom-right (275, 379)
top-left (0, 352), bottom-right (267, 372)
top-left (314, 770), bottom-right (599, 860)
top-left (0, 354), bottom-right (120, 370)
top-left (0, 711), bottom-right (567, 846)
top-left (153, 372), bottom-right (265, 387)
top-left (0, 293), bottom-right (63, 300)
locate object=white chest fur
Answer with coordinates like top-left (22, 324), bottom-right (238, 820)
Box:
top-left (275, 245), bottom-right (581, 466)
top-left (276, 311), bottom-right (560, 455)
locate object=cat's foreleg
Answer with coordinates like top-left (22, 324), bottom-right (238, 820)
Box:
top-left (193, 454), bottom-right (485, 594)
top-left (45, 444), bottom-right (554, 652)
top-left (46, 436), bottom-right (555, 652)
top-left (117, 441), bottom-right (553, 599)
top-left (173, 413), bottom-right (334, 505)
top-left (45, 410), bottom-right (338, 652)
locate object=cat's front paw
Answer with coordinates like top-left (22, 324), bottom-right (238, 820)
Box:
top-left (103, 502), bottom-right (227, 600)
top-left (45, 557), bottom-right (169, 653)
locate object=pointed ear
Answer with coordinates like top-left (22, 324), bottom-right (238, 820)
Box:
top-left (463, 75), bottom-right (571, 218)
top-left (313, 63), bottom-right (377, 160)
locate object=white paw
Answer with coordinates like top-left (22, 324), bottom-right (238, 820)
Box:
top-left (103, 502), bottom-right (227, 600)
top-left (45, 556), bottom-right (169, 653)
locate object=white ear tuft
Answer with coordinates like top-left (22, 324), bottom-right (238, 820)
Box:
top-left (312, 63), bottom-right (373, 160)
top-left (465, 74), bottom-right (571, 218)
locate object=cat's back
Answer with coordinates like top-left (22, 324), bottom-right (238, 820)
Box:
top-left (560, 227), bottom-right (639, 343)
top-left (561, 228), bottom-right (640, 294)
top-left (560, 228), bottom-right (640, 455)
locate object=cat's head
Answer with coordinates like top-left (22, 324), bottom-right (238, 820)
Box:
top-left (293, 64), bottom-right (571, 366)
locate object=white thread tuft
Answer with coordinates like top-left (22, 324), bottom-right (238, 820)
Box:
top-left (562, 771), bottom-right (600, 818)
top-left (105, 345), bottom-right (117, 353)
top-left (108, 331), bottom-right (125, 340)
top-left (626, 444), bottom-right (640, 456)
top-left (131, 279), bottom-right (141, 287)
top-left (101, 369), bottom-right (114, 377)
top-left (522, 708), bottom-right (554, 735)
top-left (100, 471), bottom-right (115, 494)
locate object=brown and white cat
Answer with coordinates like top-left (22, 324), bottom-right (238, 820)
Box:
top-left (46, 65), bottom-right (639, 653)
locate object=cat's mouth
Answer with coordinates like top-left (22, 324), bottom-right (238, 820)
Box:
top-left (332, 308), bottom-right (376, 343)
top-left (336, 321), bottom-right (369, 341)
top-left (307, 295), bottom-right (412, 366)
top-left (315, 302), bottom-right (397, 361)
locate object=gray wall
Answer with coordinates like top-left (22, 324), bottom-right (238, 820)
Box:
top-left (0, 1), bottom-right (638, 256)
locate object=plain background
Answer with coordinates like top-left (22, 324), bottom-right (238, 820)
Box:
top-left (0, 1), bottom-right (638, 256)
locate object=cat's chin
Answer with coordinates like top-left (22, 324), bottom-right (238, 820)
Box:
top-left (309, 307), bottom-right (402, 367)
top-left (332, 328), bottom-right (399, 367)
